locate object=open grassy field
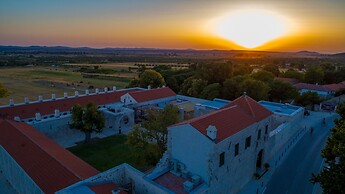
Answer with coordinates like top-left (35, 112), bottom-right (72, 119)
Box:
top-left (0, 66), bottom-right (132, 105)
top-left (68, 135), bottom-right (152, 172)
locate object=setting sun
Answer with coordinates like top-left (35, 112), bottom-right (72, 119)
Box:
top-left (215, 10), bottom-right (289, 49)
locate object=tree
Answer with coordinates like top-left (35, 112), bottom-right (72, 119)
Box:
top-left (127, 105), bottom-right (179, 164)
top-left (240, 79), bottom-right (270, 100)
top-left (311, 103), bottom-right (345, 193)
top-left (187, 79), bottom-right (208, 97)
top-left (139, 70), bottom-right (165, 88)
top-left (282, 69), bottom-right (304, 82)
top-left (269, 80), bottom-right (299, 102)
top-left (233, 64), bottom-right (253, 76)
top-left (0, 82), bottom-right (9, 98)
top-left (200, 83), bottom-right (221, 100)
top-left (180, 77), bottom-right (195, 95)
top-left (335, 102), bottom-right (345, 123)
top-left (251, 70), bottom-right (275, 83)
top-left (70, 103), bottom-right (105, 143)
top-left (263, 64), bottom-right (280, 76)
top-left (295, 91), bottom-right (321, 107)
top-left (305, 67), bottom-right (324, 84)
top-left (196, 61), bottom-right (233, 84)
top-left (165, 76), bottom-right (178, 92)
top-left (127, 77), bottom-right (140, 88)
top-left (222, 76), bottom-right (249, 100)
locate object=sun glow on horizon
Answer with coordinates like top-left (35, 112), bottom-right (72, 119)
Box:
top-left (214, 9), bottom-right (290, 49)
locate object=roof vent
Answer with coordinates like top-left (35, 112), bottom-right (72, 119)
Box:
top-left (38, 95), bottom-right (43, 102)
top-left (35, 112), bottom-right (41, 121)
top-left (54, 109), bottom-right (60, 117)
top-left (9, 98), bottom-right (14, 106)
top-left (24, 97), bottom-right (29, 104)
top-left (206, 125), bottom-right (217, 141)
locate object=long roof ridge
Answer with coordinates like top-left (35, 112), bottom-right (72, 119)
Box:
top-left (6, 120), bottom-right (96, 180)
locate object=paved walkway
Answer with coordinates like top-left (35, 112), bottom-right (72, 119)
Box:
top-left (53, 127), bottom-right (132, 148)
top-left (239, 111), bottom-right (338, 194)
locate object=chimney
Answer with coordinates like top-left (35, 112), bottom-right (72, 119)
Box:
top-left (148, 85), bottom-right (151, 90)
top-left (14, 116), bottom-right (21, 122)
top-left (38, 95), bottom-right (43, 102)
top-left (54, 109), bottom-right (60, 117)
top-left (113, 86), bottom-right (117, 91)
top-left (95, 88), bottom-right (99, 94)
top-left (162, 85), bottom-right (166, 88)
top-left (64, 92), bottom-right (68, 98)
top-left (51, 93), bottom-right (56, 100)
top-left (206, 125), bottom-right (217, 141)
top-left (104, 87), bottom-right (108, 93)
top-left (85, 89), bottom-right (89, 95)
top-left (75, 91), bottom-right (79, 97)
top-left (35, 112), bottom-right (41, 121)
top-left (9, 98), bottom-right (14, 106)
top-left (24, 97), bottom-right (29, 104)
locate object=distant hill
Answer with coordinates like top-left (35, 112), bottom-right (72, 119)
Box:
top-left (295, 51), bottom-right (321, 56)
top-left (0, 45), bottom-right (343, 59)
top-left (331, 52), bottom-right (345, 58)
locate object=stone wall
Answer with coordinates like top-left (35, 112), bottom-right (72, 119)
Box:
top-left (57, 164), bottom-right (170, 194)
top-left (207, 116), bottom-right (272, 194)
top-left (0, 146), bottom-right (43, 194)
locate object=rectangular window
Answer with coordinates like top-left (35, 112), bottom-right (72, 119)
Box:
top-left (265, 125), bottom-right (269, 134)
top-left (257, 129), bottom-right (261, 140)
top-left (219, 152), bottom-right (225, 167)
top-left (245, 136), bottom-right (251, 149)
top-left (234, 143), bottom-right (239, 156)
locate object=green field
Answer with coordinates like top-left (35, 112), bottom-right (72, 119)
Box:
top-left (68, 135), bottom-right (152, 172)
top-left (0, 66), bottom-right (133, 105)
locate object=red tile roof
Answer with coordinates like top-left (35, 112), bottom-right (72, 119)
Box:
top-left (173, 95), bottom-right (273, 143)
top-left (223, 94), bottom-right (273, 121)
top-left (325, 84), bottom-right (342, 91)
top-left (0, 89), bottom-right (139, 119)
top-left (325, 82), bottom-right (345, 91)
top-left (0, 119), bottom-right (103, 193)
top-left (128, 87), bottom-right (176, 103)
top-left (294, 83), bottom-right (332, 92)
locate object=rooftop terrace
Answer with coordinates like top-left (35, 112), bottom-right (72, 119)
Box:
top-left (259, 101), bottom-right (303, 116)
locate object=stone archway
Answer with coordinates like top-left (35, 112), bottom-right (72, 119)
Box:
top-left (118, 114), bottom-right (130, 134)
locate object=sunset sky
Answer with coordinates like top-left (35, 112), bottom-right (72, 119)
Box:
top-left (1, 0), bottom-right (345, 53)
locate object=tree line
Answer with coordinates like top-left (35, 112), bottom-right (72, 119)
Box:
top-left (128, 62), bottom-right (336, 107)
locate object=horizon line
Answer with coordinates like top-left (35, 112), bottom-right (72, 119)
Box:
top-left (0, 44), bottom-right (344, 55)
